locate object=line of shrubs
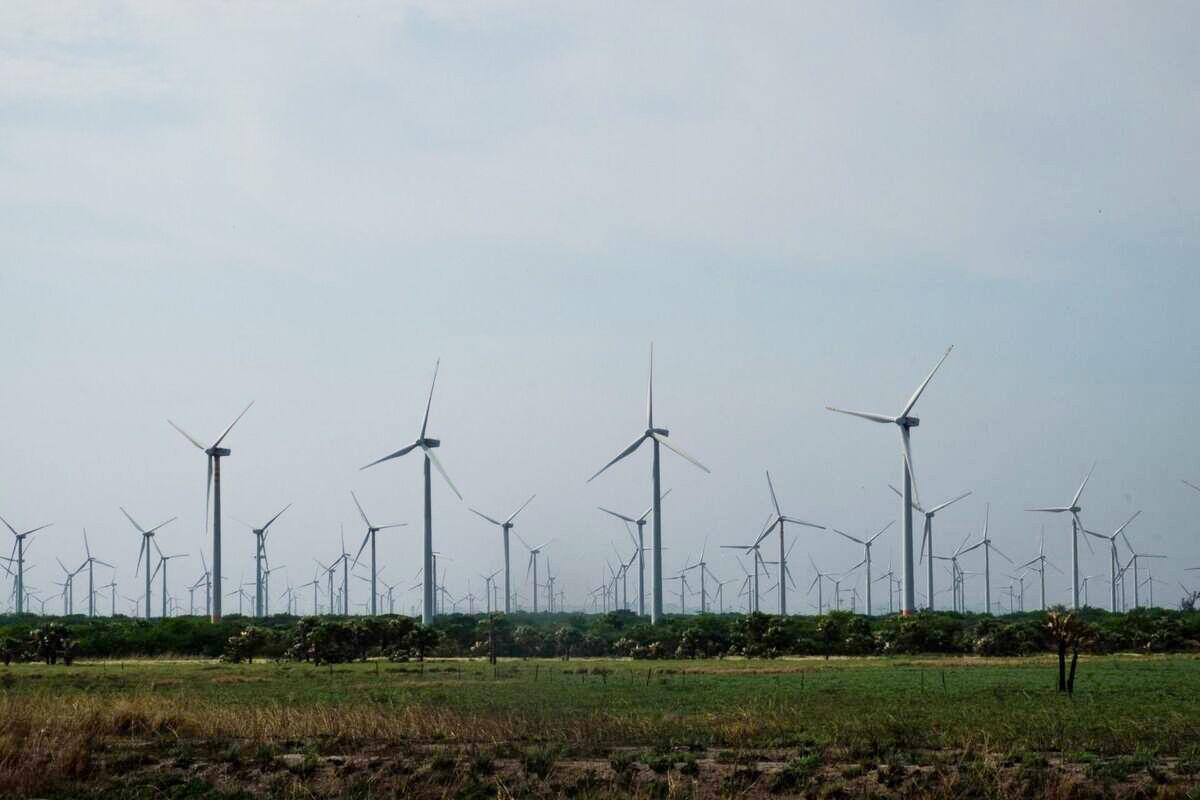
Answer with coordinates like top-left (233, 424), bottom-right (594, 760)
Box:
top-left (1, 606), bottom-right (1196, 663)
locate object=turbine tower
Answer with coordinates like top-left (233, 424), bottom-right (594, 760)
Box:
top-left (1, 514), bottom-right (52, 615)
top-left (1015, 530), bottom-right (1062, 611)
top-left (826, 346), bottom-right (954, 614)
top-left (361, 359), bottom-right (462, 625)
top-left (121, 507), bottom-right (176, 620)
top-left (761, 470), bottom-right (824, 615)
top-left (588, 346), bottom-right (709, 624)
top-left (168, 401), bottom-right (254, 623)
top-left (351, 491), bottom-right (405, 616)
top-left (515, 534), bottom-right (555, 613)
top-left (469, 495), bottom-right (535, 614)
top-left (1026, 462), bottom-right (1096, 609)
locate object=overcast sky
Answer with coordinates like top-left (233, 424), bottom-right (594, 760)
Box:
top-left (2, 2), bottom-right (1199, 616)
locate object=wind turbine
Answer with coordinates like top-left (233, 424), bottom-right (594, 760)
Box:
top-left (761, 471), bottom-right (824, 615)
top-left (889, 485), bottom-right (971, 611)
top-left (516, 534), bottom-right (554, 613)
top-left (588, 345), bottom-right (709, 624)
top-left (1078, 510), bottom-right (1140, 613)
top-left (1027, 463), bottom-right (1097, 610)
top-left (168, 401), bottom-right (253, 624)
top-left (826, 346), bottom-right (954, 614)
top-left (1120, 531), bottom-right (1167, 609)
top-left (479, 569), bottom-right (502, 614)
top-left (955, 505), bottom-right (1012, 615)
top-left (1015, 530), bottom-right (1062, 611)
top-left (350, 491), bottom-right (405, 616)
top-left (361, 359), bottom-right (462, 625)
top-left (121, 507), bottom-right (176, 620)
top-left (597, 490), bottom-right (671, 618)
top-left (79, 528), bottom-right (113, 618)
top-left (262, 561), bottom-right (285, 615)
top-left (244, 504), bottom-right (290, 618)
top-left (829, 521), bottom-right (893, 616)
top-left (469, 495), bottom-right (534, 614)
top-left (151, 544), bottom-right (187, 618)
top-left (1, 514), bottom-right (52, 615)
top-left (682, 537), bottom-right (713, 613)
top-left (195, 551), bottom-right (212, 618)
top-left (720, 526), bottom-right (773, 613)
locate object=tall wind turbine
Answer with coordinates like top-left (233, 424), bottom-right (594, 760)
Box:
top-left (829, 521), bottom-right (893, 616)
top-left (1081, 510), bottom-right (1141, 612)
top-left (168, 401), bottom-right (253, 623)
top-left (1026, 463), bottom-right (1096, 610)
top-left (469, 495), bottom-right (534, 614)
top-left (826, 346), bottom-right (954, 614)
top-left (1, 514), bottom-right (52, 615)
top-left (79, 528), bottom-right (113, 618)
top-left (761, 471), bottom-right (824, 615)
top-left (588, 346), bottom-right (709, 624)
top-left (889, 485), bottom-right (971, 611)
top-left (956, 504), bottom-right (1012, 615)
top-left (151, 545), bottom-right (187, 618)
top-left (721, 528), bottom-right (773, 613)
top-left (351, 491), bottom-right (405, 616)
top-left (361, 359), bottom-right (462, 624)
top-left (121, 507), bottom-right (176, 620)
top-left (246, 504), bottom-right (290, 618)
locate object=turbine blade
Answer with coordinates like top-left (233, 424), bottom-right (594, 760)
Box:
top-left (765, 470), bottom-right (782, 517)
top-left (598, 506), bottom-right (638, 524)
top-left (929, 490), bottom-right (972, 514)
top-left (830, 407), bottom-right (897, 424)
top-left (782, 516), bottom-right (825, 530)
top-left (901, 428), bottom-right (922, 511)
top-left (868, 520), bottom-right (895, 543)
top-left (167, 419), bottom-right (206, 450)
top-left (587, 435), bottom-right (649, 483)
top-left (1071, 462), bottom-right (1097, 508)
top-left (145, 517), bottom-right (177, 535)
top-left (352, 529), bottom-right (371, 569)
top-left (470, 508), bottom-right (504, 526)
top-left (119, 507), bottom-right (146, 534)
top-left (650, 432), bottom-right (710, 473)
top-left (901, 345), bottom-right (954, 417)
top-left (261, 503), bottom-right (291, 533)
top-left (361, 441), bottom-right (420, 470)
top-left (423, 446), bottom-right (462, 500)
top-left (831, 528), bottom-right (865, 545)
top-left (1112, 510), bottom-right (1142, 538)
top-left (351, 491), bottom-right (372, 528)
top-left (1182, 479), bottom-right (1200, 494)
top-left (212, 401), bottom-right (255, 448)
top-left (1025, 507), bottom-right (1071, 513)
top-left (505, 494), bottom-right (536, 524)
top-left (420, 358), bottom-right (440, 440)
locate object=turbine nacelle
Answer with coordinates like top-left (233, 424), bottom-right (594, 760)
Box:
top-left (206, 446), bottom-right (231, 458)
top-left (418, 438), bottom-right (441, 448)
top-left (896, 415), bottom-right (919, 428)
top-left (647, 427), bottom-right (669, 437)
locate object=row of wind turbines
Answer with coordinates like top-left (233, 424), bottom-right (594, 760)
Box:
top-left (5, 346), bottom-right (1199, 622)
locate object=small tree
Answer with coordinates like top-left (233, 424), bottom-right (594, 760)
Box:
top-left (1046, 609), bottom-right (1092, 694)
top-left (405, 624), bottom-right (440, 662)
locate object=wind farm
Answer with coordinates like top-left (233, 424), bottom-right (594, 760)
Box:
top-left (4, 3), bottom-right (1200, 797)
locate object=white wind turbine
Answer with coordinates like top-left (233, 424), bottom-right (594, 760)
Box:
top-left (1, 514), bottom-right (52, 616)
top-left (1026, 462), bottom-right (1096, 610)
top-left (956, 504), bottom-right (1012, 615)
top-left (889, 484), bottom-right (971, 611)
top-left (1081, 510), bottom-right (1141, 612)
top-left (597, 489), bottom-right (671, 618)
top-left (720, 524), bottom-right (773, 613)
top-left (469, 495), bottom-right (535, 615)
top-left (1120, 530), bottom-right (1167, 609)
top-left (588, 346), bottom-right (709, 624)
top-left (761, 471), bottom-right (824, 615)
top-left (79, 528), bottom-right (114, 618)
top-left (245, 504), bottom-right (290, 618)
top-left (829, 521), bottom-right (893, 617)
top-left (515, 533), bottom-right (555, 613)
top-left (826, 346), bottom-right (954, 614)
top-left (361, 359), bottom-right (463, 625)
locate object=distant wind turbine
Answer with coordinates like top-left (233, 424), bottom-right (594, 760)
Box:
top-left (1, 514), bottom-right (52, 615)
top-left (350, 491), bottom-right (405, 616)
top-left (761, 471), bottom-right (824, 615)
top-left (121, 506), bottom-right (176, 620)
top-left (830, 521), bottom-right (893, 616)
top-left (1026, 462), bottom-right (1096, 609)
top-left (469, 495), bottom-right (535, 614)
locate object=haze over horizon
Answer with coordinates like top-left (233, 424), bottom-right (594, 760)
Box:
top-left (3, 3), bottom-right (1199, 615)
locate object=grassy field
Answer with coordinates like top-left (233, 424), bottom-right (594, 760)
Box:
top-left (2, 654), bottom-right (1199, 797)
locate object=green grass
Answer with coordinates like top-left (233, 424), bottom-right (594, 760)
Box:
top-left (3, 654), bottom-right (1200, 796)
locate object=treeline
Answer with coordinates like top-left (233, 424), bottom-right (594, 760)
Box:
top-left (1, 607), bottom-right (1197, 663)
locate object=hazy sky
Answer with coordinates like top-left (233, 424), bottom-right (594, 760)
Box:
top-left (3, 3), bottom-right (1199, 616)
